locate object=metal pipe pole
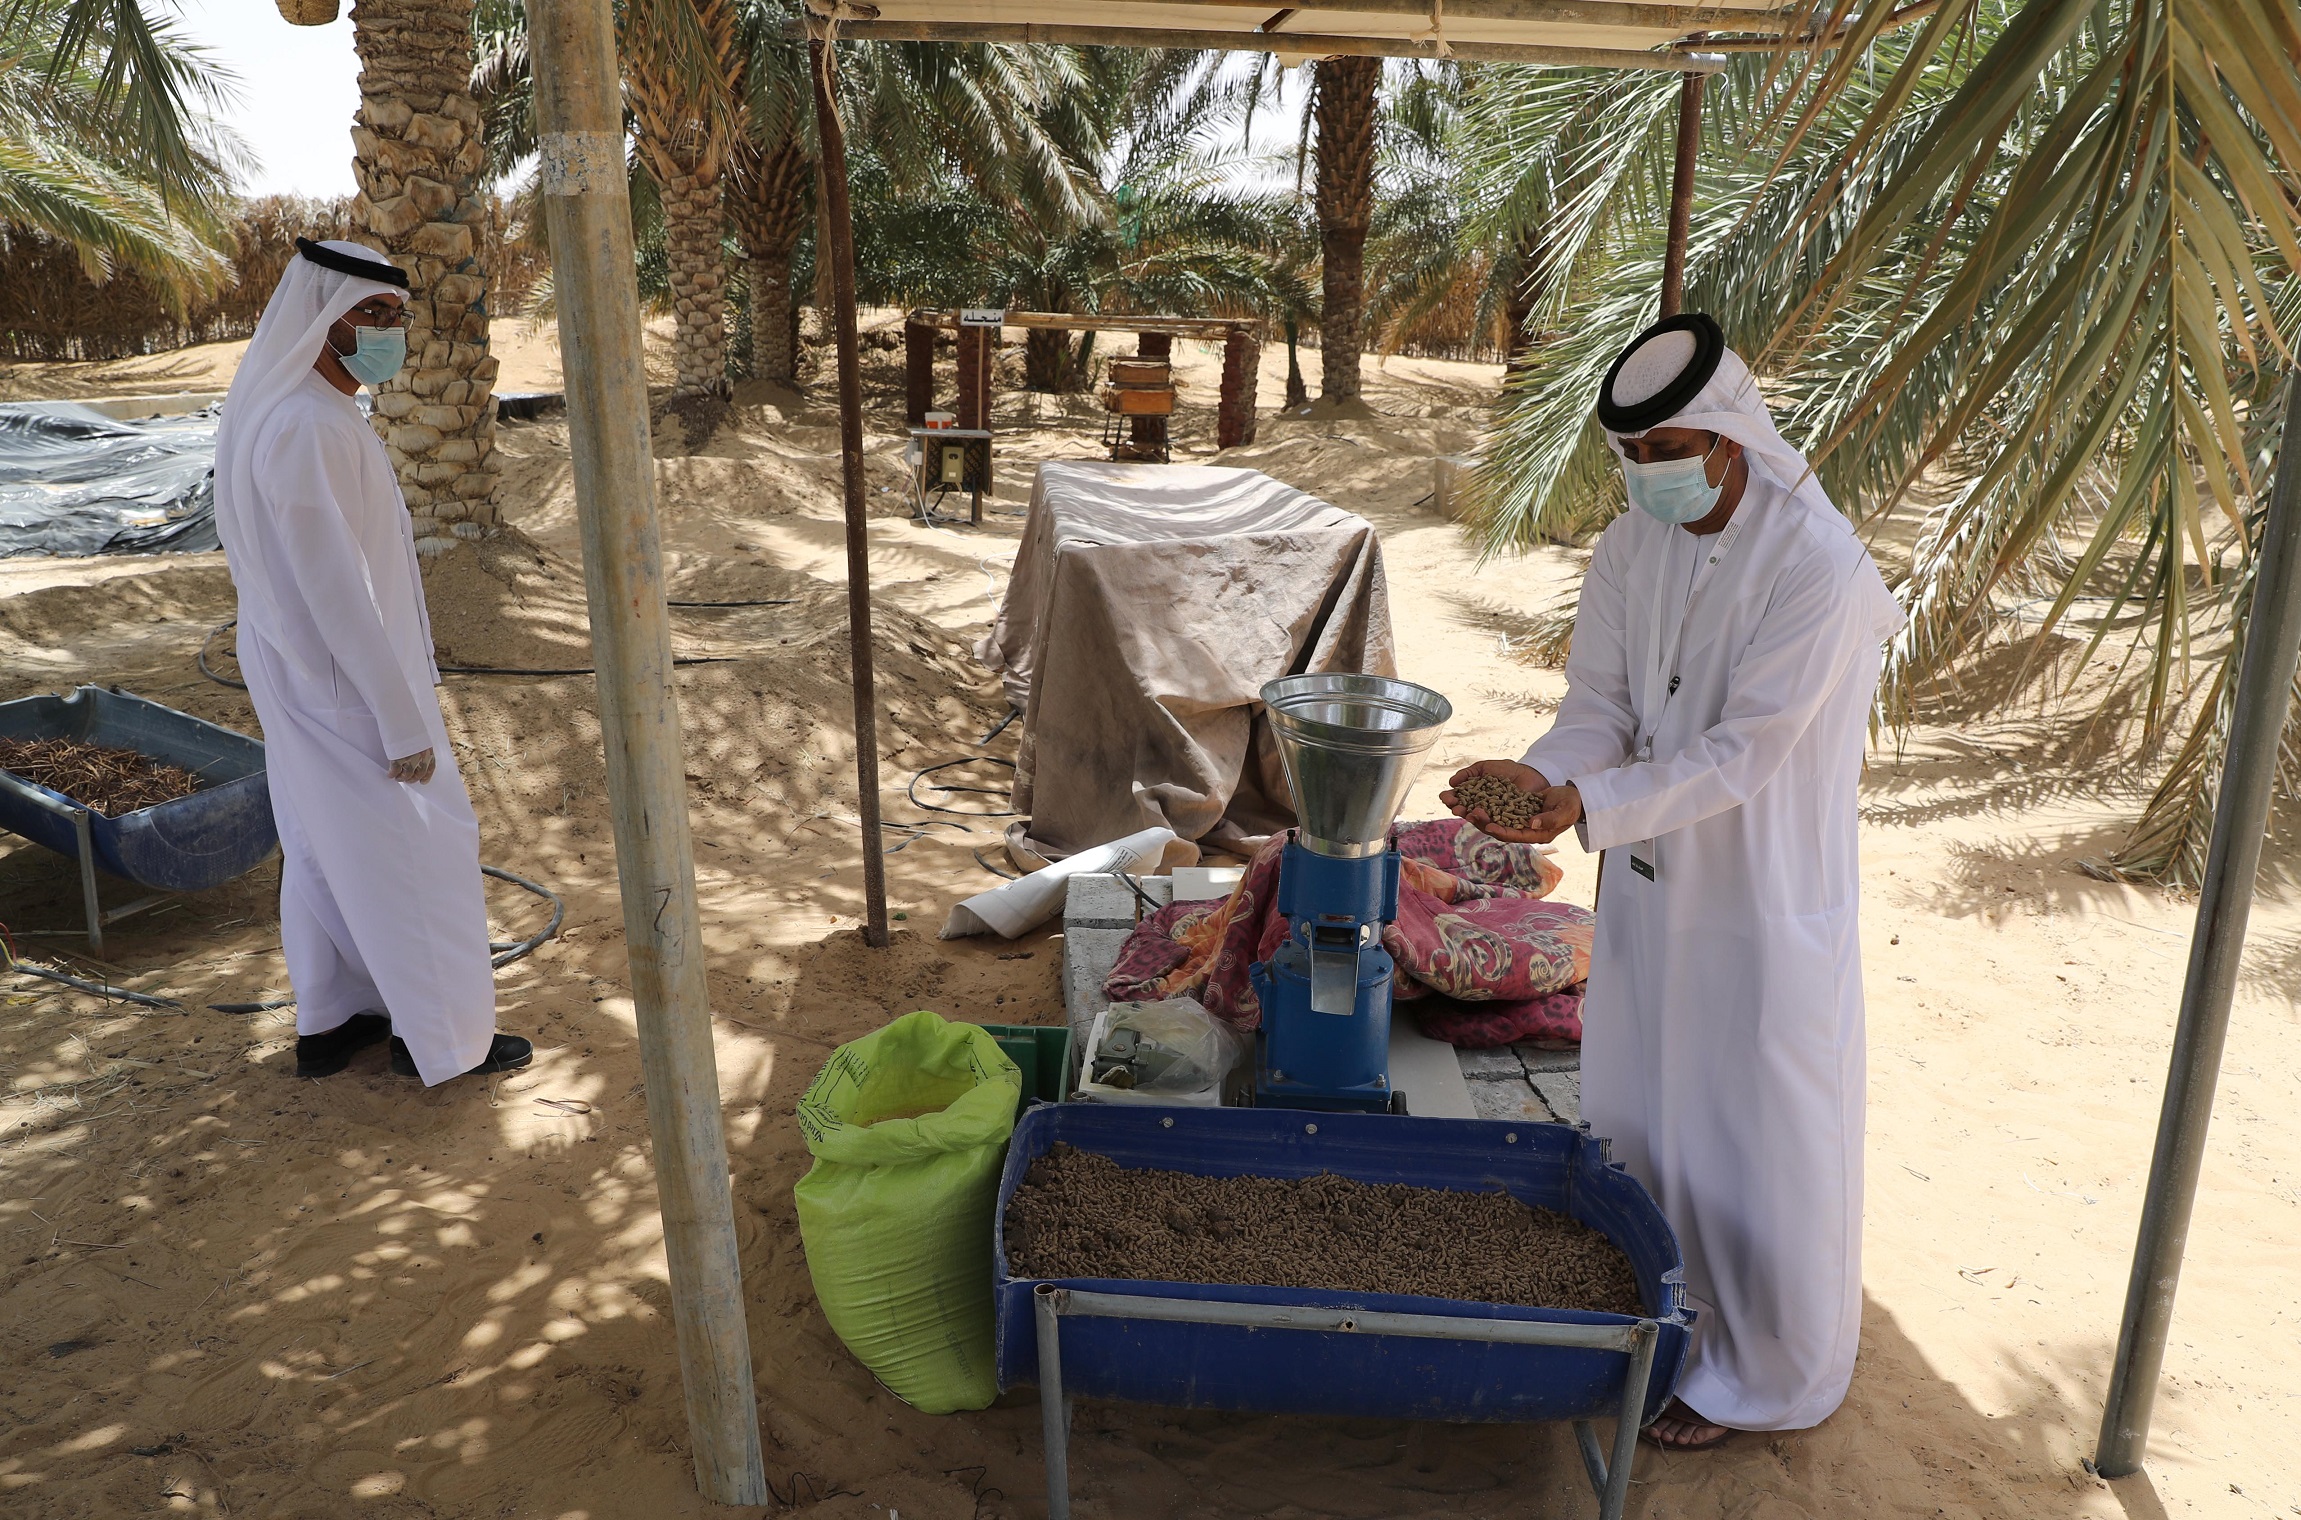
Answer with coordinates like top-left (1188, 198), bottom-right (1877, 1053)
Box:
top-left (1659, 70), bottom-right (1703, 319)
top-left (810, 33), bottom-right (890, 949)
top-left (524, 0), bottom-right (768, 1502)
top-left (2094, 371), bottom-right (2301, 1477)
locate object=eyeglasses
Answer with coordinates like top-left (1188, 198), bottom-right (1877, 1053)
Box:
top-left (345, 301), bottom-right (408, 329)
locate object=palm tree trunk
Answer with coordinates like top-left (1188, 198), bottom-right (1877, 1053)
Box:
top-left (730, 135), bottom-right (809, 387)
top-left (348, 0), bottom-right (499, 552)
top-left (657, 167), bottom-right (730, 398)
top-left (1284, 318), bottom-right (1308, 408)
top-left (749, 249), bottom-right (793, 384)
top-left (1313, 54), bottom-right (1379, 407)
top-left (1024, 329), bottom-right (1072, 391)
top-left (624, 0), bottom-right (739, 406)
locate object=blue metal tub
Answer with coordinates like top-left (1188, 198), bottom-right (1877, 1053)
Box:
top-left (0, 686), bottom-right (275, 948)
top-left (994, 1103), bottom-right (1694, 1519)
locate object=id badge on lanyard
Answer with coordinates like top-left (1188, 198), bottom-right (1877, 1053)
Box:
top-left (1629, 514), bottom-right (1747, 881)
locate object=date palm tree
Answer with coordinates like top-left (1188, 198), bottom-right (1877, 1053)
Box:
top-left (0, 0), bottom-right (238, 291)
top-left (1311, 54), bottom-right (1380, 405)
top-left (1468, 0), bottom-right (2301, 883)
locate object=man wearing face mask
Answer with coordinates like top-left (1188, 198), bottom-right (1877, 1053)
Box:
top-left (1443, 314), bottom-right (1902, 1450)
top-left (213, 238), bottom-right (529, 1086)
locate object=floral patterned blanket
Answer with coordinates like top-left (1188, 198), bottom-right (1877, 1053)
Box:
top-left (1101, 818), bottom-right (1593, 1048)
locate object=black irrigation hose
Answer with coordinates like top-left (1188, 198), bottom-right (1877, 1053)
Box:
top-left (907, 756), bottom-right (1017, 817)
top-left (664, 599), bottom-right (796, 608)
top-left (200, 620), bottom-right (738, 686)
top-left (207, 864), bottom-right (564, 1013)
top-left (975, 706), bottom-right (1020, 746)
top-left (198, 622), bottom-right (247, 691)
top-left (5, 957), bottom-right (183, 1009)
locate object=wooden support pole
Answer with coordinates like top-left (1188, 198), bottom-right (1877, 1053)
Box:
top-left (904, 319), bottom-right (935, 426)
top-left (1659, 70), bottom-right (1702, 319)
top-left (524, 0), bottom-right (768, 1503)
top-left (811, 34), bottom-right (890, 950)
top-left (1218, 327), bottom-right (1262, 449)
top-left (808, 18), bottom-right (1728, 71)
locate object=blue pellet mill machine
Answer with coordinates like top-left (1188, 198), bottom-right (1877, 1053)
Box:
top-left (1249, 673), bottom-right (1453, 1115)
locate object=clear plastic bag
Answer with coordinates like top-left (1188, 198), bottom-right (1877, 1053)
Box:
top-left (1074, 996), bottom-right (1244, 1106)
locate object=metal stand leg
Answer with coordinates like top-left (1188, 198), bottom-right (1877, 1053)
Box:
top-left (1035, 1285), bottom-right (1071, 1520)
top-left (1569, 1320), bottom-right (1658, 1520)
top-left (1599, 1321), bottom-right (1658, 1519)
top-left (73, 809), bottom-right (101, 955)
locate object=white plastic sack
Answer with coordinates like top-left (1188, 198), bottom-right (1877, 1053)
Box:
top-left (939, 825), bottom-right (1178, 940)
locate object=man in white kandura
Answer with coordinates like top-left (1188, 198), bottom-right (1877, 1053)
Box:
top-left (1444, 314), bottom-right (1902, 1450)
top-left (214, 238), bottom-right (529, 1086)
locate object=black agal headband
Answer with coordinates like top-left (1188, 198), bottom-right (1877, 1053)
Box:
top-left (1596, 312), bottom-right (1724, 433)
top-left (295, 237), bottom-right (409, 290)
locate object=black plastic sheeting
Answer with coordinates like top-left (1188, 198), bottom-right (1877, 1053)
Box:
top-left (0, 401), bottom-right (221, 558)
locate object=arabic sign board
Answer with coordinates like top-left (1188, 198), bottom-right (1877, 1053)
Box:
top-left (959, 307), bottom-right (1007, 328)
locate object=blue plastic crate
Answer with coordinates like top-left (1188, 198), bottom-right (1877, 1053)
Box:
top-left (993, 1103), bottom-right (1692, 1427)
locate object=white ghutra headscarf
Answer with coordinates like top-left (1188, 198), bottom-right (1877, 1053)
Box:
top-left (1597, 315), bottom-right (1838, 520)
top-left (213, 239), bottom-right (406, 647)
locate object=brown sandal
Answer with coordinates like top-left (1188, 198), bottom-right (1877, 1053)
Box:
top-left (1641, 1398), bottom-right (1736, 1451)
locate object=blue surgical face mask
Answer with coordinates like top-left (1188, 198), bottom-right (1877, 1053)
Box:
top-left (1621, 438), bottom-right (1725, 525)
top-left (336, 323), bottom-right (407, 386)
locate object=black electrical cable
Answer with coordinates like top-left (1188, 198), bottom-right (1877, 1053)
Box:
top-left (2, 928), bottom-right (184, 1008)
top-left (906, 756), bottom-right (1017, 817)
top-left (207, 865), bottom-right (563, 1012)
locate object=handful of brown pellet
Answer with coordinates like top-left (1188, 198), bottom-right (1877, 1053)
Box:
top-left (1451, 771), bottom-right (1541, 831)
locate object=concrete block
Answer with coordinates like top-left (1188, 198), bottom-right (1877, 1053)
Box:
top-left (1456, 1047), bottom-right (1529, 1082)
top-left (1529, 1070), bottom-right (1581, 1124)
top-left (1468, 1079), bottom-right (1549, 1123)
top-left (1063, 873), bottom-right (1170, 931)
top-left (1516, 1045), bottom-right (1582, 1073)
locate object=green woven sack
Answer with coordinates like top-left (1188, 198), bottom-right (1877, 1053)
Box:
top-left (794, 1009), bottom-right (1022, 1414)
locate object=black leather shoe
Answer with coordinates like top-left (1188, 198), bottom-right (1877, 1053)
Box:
top-left (295, 1012), bottom-right (391, 1078)
top-left (389, 1033), bottom-right (534, 1080)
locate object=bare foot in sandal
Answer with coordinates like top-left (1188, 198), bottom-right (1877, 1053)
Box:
top-left (1642, 1397), bottom-right (1736, 1451)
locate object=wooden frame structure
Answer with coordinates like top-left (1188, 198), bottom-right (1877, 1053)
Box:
top-left (902, 309), bottom-right (1267, 466)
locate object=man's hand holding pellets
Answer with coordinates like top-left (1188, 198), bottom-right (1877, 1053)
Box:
top-left (1440, 759), bottom-right (1583, 844)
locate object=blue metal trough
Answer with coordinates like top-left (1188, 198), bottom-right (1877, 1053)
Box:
top-left (994, 1102), bottom-right (1694, 1519)
top-left (0, 685), bottom-right (275, 950)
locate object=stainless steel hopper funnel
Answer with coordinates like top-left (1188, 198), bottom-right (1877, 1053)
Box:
top-left (1261, 674), bottom-right (1453, 858)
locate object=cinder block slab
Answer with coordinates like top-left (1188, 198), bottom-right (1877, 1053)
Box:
top-left (1516, 1045), bottom-right (1581, 1074)
top-left (1063, 872), bottom-right (1171, 930)
top-left (1061, 926), bottom-right (1135, 1037)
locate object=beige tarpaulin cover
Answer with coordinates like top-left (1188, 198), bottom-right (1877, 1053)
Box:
top-left (978, 461), bottom-right (1395, 859)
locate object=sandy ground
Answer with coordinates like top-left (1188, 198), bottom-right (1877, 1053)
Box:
top-left (0, 328), bottom-right (2295, 1520)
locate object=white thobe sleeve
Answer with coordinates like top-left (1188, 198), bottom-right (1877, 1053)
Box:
top-left (262, 420), bottom-right (436, 760)
top-left (1521, 527), bottom-right (1639, 786)
top-left (1573, 551), bottom-right (1872, 854)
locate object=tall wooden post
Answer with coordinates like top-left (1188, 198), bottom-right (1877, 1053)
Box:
top-left (1659, 70), bottom-right (1702, 318)
top-left (904, 316), bottom-right (936, 426)
top-left (1218, 327), bottom-right (1261, 449)
top-left (811, 33), bottom-right (890, 949)
top-left (524, 0), bottom-right (768, 1502)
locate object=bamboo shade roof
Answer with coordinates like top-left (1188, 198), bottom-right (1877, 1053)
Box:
top-left (814, 0), bottom-right (1810, 71)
